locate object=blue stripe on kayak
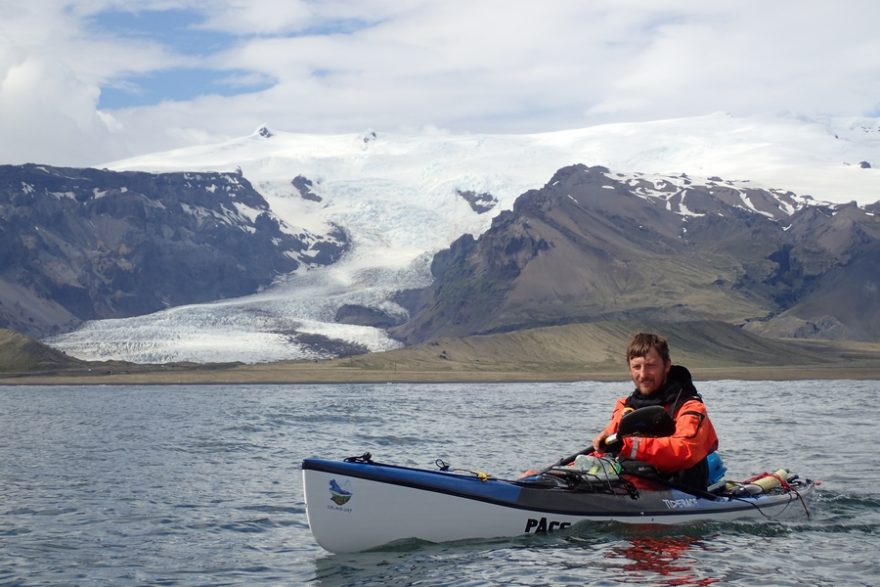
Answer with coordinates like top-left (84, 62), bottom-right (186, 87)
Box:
top-left (303, 458), bottom-right (523, 505)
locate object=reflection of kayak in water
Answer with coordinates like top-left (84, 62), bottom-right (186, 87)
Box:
top-left (302, 454), bottom-right (815, 554)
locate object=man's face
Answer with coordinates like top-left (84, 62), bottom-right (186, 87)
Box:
top-left (628, 347), bottom-right (672, 395)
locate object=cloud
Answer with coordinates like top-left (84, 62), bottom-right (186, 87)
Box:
top-left (0, 0), bottom-right (190, 164)
top-left (0, 48), bottom-right (117, 164)
top-left (1, 0), bottom-right (878, 166)
top-left (588, 4), bottom-right (880, 119)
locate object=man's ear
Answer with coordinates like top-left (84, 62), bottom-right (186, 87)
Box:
top-left (663, 360), bottom-right (672, 375)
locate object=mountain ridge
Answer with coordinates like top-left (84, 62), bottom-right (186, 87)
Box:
top-left (5, 113), bottom-right (879, 363)
top-left (393, 164), bottom-right (880, 343)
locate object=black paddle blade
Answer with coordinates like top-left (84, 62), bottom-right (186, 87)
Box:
top-left (618, 405), bottom-right (675, 437)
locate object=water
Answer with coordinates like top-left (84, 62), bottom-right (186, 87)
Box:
top-left (1, 380), bottom-right (877, 586)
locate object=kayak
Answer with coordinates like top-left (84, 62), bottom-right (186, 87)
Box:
top-left (302, 454), bottom-right (814, 553)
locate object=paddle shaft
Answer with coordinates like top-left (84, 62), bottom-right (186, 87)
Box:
top-left (537, 446), bottom-right (595, 475)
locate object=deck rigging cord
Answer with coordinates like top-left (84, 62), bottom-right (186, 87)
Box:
top-left (434, 459), bottom-right (492, 481)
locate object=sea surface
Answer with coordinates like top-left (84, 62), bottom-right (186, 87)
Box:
top-left (1, 380), bottom-right (877, 586)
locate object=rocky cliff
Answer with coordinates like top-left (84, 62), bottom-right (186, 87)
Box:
top-left (0, 164), bottom-right (348, 337)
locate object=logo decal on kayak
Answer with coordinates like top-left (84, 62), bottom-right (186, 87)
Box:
top-left (525, 517), bottom-right (572, 533)
top-left (329, 479), bottom-right (353, 506)
top-left (662, 497), bottom-right (698, 510)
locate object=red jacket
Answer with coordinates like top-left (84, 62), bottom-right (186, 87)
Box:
top-left (599, 396), bottom-right (718, 474)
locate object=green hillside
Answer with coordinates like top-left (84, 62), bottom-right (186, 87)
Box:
top-left (0, 328), bottom-right (85, 372)
top-left (342, 320), bottom-right (880, 378)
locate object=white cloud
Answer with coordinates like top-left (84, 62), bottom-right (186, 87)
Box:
top-left (0, 49), bottom-right (116, 164)
top-left (1, 0), bottom-right (878, 166)
top-left (0, 0), bottom-right (192, 164)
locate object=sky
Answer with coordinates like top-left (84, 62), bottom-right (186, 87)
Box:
top-left (1, 0), bottom-right (879, 167)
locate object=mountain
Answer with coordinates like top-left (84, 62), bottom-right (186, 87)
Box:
top-left (20, 113), bottom-right (880, 363)
top-left (392, 164), bottom-right (880, 343)
top-left (0, 164), bottom-right (348, 337)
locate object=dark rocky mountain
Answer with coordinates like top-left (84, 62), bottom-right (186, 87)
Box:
top-left (0, 164), bottom-right (348, 337)
top-left (392, 165), bottom-right (880, 344)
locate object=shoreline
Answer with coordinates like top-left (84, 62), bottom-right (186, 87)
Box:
top-left (5, 321), bottom-right (880, 386)
top-left (2, 362), bottom-right (878, 386)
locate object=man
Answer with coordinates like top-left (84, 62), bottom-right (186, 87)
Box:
top-left (592, 332), bottom-right (718, 489)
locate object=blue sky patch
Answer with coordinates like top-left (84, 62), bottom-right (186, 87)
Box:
top-left (89, 8), bottom-right (236, 56)
top-left (87, 8), bottom-right (379, 109)
top-left (296, 18), bottom-right (378, 37)
top-left (98, 68), bottom-right (274, 109)
top-left (89, 8), bottom-right (275, 109)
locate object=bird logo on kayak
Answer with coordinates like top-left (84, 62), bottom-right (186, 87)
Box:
top-left (329, 479), bottom-right (353, 505)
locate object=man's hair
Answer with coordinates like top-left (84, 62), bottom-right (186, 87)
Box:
top-left (626, 332), bottom-right (671, 364)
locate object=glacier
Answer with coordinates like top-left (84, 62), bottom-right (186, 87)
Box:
top-left (45, 112), bottom-right (880, 363)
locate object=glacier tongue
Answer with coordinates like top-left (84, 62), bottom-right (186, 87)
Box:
top-left (47, 255), bottom-right (427, 364)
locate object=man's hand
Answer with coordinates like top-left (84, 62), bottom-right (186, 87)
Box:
top-left (593, 431), bottom-right (623, 454)
top-left (603, 434), bottom-right (623, 455)
top-left (592, 432), bottom-right (608, 452)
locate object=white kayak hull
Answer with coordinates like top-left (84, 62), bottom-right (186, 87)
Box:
top-left (302, 457), bottom-right (814, 554)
